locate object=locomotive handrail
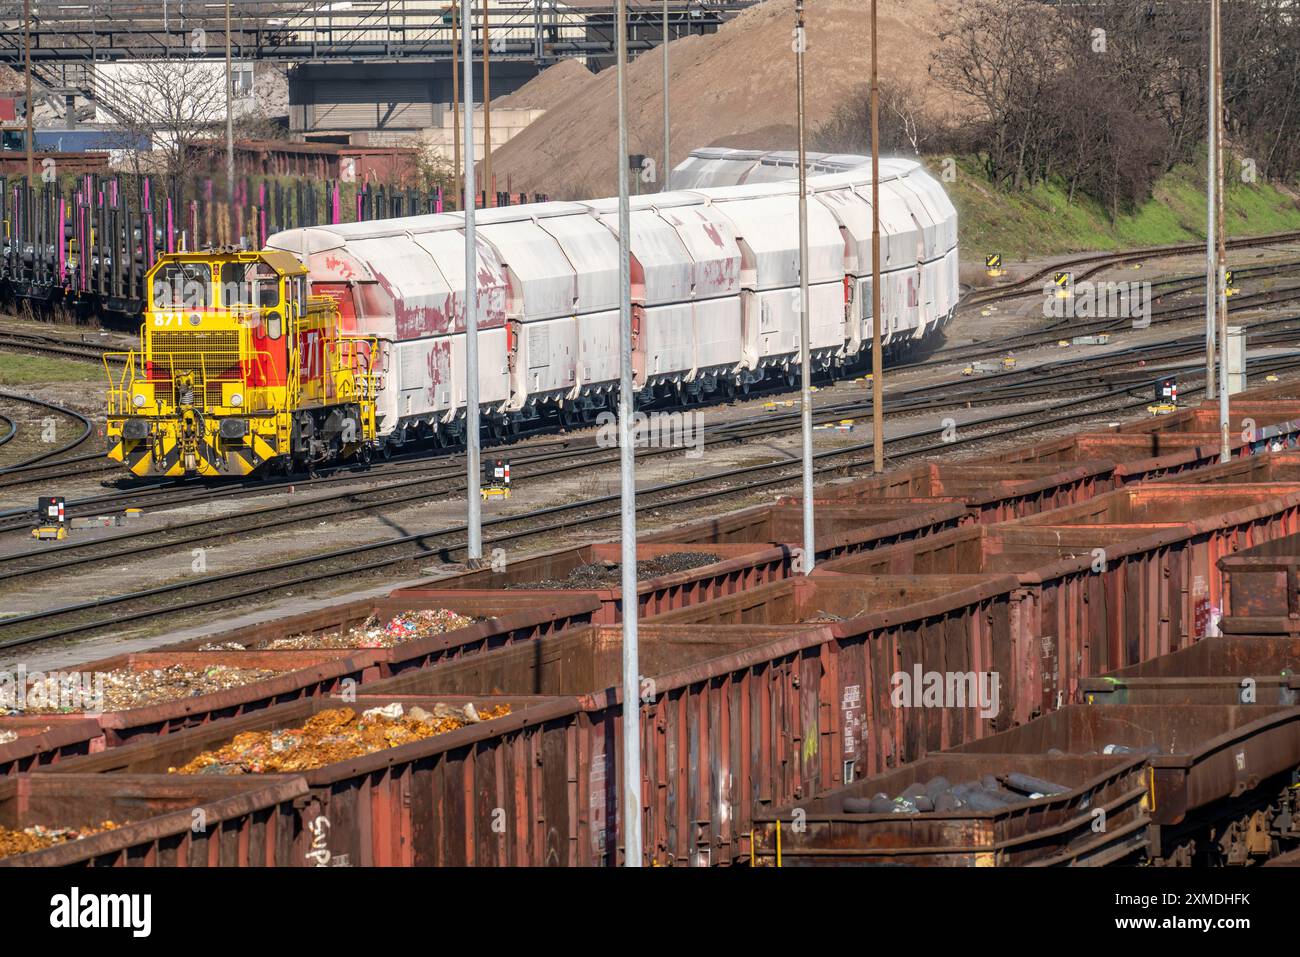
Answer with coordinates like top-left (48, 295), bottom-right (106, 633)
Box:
top-left (334, 334), bottom-right (379, 402)
top-left (103, 350), bottom-right (139, 415)
top-left (105, 344), bottom-right (288, 415)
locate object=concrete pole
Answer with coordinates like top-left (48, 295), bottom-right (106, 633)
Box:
top-left (616, 0), bottom-right (642, 867)
top-left (453, 1), bottom-right (462, 208)
top-left (463, 0), bottom-right (482, 556)
top-left (1204, 0), bottom-right (1217, 398)
top-left (1214, 0), bottom-right (1230, 463)
top-left (483, 1), bottom-right (492, 207)
top-left (795, 0), bottom-right (814, 574)
top-left (225, 0), bottom-right (235, 207)
top-left (23, 0), bottom-right (32, 183)
top-left (871, 0), bottom-right (884, 473)
top-left (662, 0), bottom-right (671, 191)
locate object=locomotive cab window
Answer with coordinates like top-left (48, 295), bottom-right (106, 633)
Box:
top-left (220, 262), bottom-right (251, 306)
top-left (153, 262), bottom-right (212, 309)
top-left (215, 261), bottom-right (248, 306)
top-left (252, 264), bottom-right (281, 309)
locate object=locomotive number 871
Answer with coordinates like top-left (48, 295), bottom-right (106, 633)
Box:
top-left (104, 249), bottom-right (379, 477)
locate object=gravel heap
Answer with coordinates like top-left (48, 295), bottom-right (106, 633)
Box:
top-left (489, 0), bottom-right (954, 198)
top-left (507, 552), bottom-right (722, 590)
top-left (170, 702), bottom-right (511, 775)
top-left (0, 821), bottom-right (122, 861)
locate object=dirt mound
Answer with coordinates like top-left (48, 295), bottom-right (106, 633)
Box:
top-left (488, 0), bottom-right (955, 199)
top-left (495, 57), bottom-right (598, 111)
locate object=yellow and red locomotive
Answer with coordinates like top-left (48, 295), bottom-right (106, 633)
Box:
top-left (105, 249), bottom-right (378, 476)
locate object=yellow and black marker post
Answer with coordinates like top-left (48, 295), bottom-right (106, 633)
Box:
top-left (1054, 272), bottom-right (1073, 299)
top-left (1225, 269), bottom-right (1239, 297)
top-left (985, 253), bottom-right (1004, 278)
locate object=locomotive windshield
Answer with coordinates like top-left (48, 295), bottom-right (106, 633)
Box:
top-left (152, 262), bottom-right (212, 309)
top-left (219, 262), bottom-right (280, 308)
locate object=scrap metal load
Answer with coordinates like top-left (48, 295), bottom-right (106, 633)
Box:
top-left (169, 702), bottom-right (510, 775)
top-left (0, 821), bottom-right (121, 861)
top-left (264, 148), bottom-right (958, 449)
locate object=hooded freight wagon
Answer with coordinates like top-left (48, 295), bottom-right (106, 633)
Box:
top-left (104, 149), bottom-right (958, 473)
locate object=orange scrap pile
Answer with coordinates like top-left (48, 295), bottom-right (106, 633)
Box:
top-left (0, 821), bottom-right (121, 861)
top-left (169, 702), bottom-right (511, 775)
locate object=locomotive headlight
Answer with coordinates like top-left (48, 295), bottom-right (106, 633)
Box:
top-left (229, 392), bottom-right (243, 408)
top-left (132, 392), bottom-right (147, 408)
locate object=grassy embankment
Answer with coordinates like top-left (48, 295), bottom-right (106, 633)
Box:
top-left (933, 155), bottom-right (1300, 260)
top-left (0, 354), bottom-right (102, 386)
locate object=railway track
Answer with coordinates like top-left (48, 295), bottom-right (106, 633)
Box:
top-left (958, 229), bottom-right (1300, 307)
top-left (0, 231), bottom-right (1295, 494)
top-left (11, 299), bottom-right (1282, 550)
top-left (5, 301), bottom-right (1300, 580)
top-left (0, 333), bottom-right (125, 365)
top-left (5, 342), bottom-right (1298, 652)
top-left (927, 272), bottom-right (1300, 369)
top-left (0, 349), bottom-right (1183, 574)
top-left (0, 231), bottom-right (1294, 599)
top-left (0, 392), bottom-right (94, 473)
top-left (2, 248), bottom-right (1295, 519)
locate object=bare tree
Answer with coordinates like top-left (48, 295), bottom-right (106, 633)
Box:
top-left (932, 1), bottom-right (1069, 190)
top-left (395, 136), bottom-right (457, 193)
top-left (811, 80), bottom-right (945, 157)
top-left (96, 57), bottom-right (227, 206)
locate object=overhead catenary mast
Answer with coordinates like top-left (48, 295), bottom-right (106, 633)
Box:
top-left (463, 0), bottom-right (483, 557)
top-left (795, 0), bottom-right (815, 573)
top-left (1204, 0), bottom-right (1217, 399)
top-left (870, 0), bottom-right (884, 475)
top-left (224, 0), bottom-right (235, 208)
top-left (483, 1), bottom-right (492, 207)
top-left (662, 0), bottom-right (671, 191)
top-left (1214, 0), bottom-right (1229, 463)
top-left (453, 1), bottom-right (462, 208)
top-left (615, 0), bottom-right (643, 868)
top-left (23, 0), bottom-right (32, 183)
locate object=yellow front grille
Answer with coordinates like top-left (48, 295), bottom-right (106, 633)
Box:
top-left (148, 330), bottom-right (242, 406)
